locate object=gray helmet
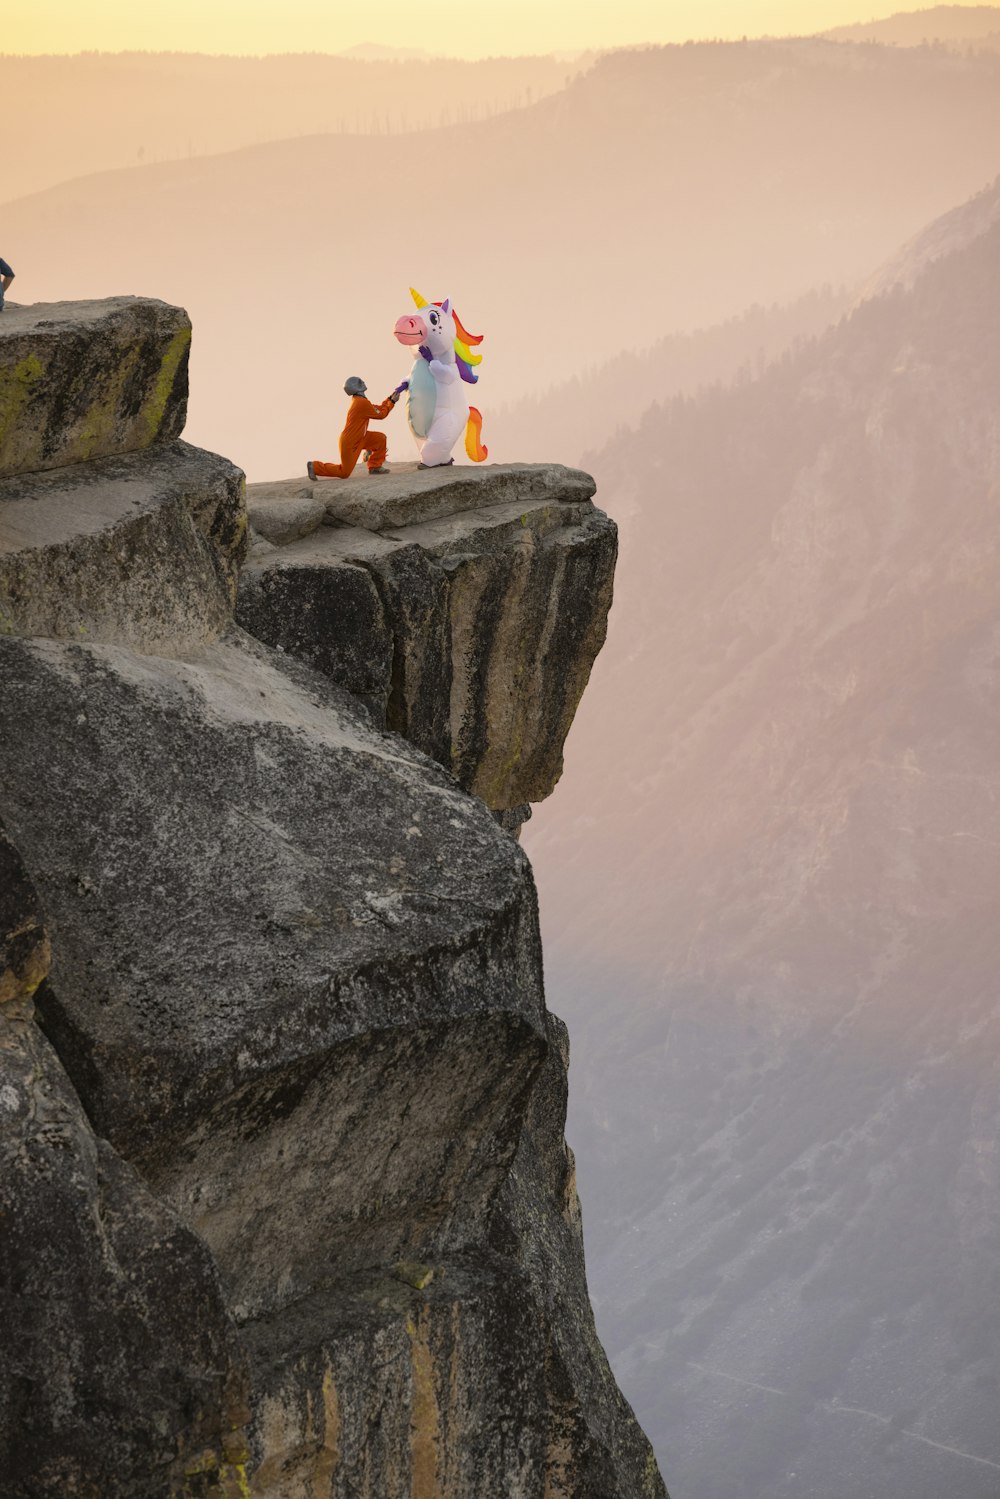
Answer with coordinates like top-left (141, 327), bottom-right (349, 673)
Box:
top-left (344, 376), bottom-right (367, 396)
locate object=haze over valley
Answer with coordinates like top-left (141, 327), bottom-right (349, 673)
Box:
top-left (5, 11), bottom-right (1000, 1496)
top-left (525, 175), bottom-right (1000, 1496)
top-left (6, 29), bottom-right (1000, 478)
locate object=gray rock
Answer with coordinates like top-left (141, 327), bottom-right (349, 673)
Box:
top-left (0, 629), bottom-right (547, 1325)
top-left (239, 1020), bottom-right (667, 1499)
top-left (0, 623), bottom-right (664, 1491)
top-left (270, 460), bottom-right (597, 532)
top-left (494, 804), bottom-right (532, 839)
top-left (236, 550), bottom-right (393, 722)
top-left (434, 505), bottom-right (617, 809)
top-left (236, 473), bottom-right (618, 812)
top-left (0, 440), bottom-right (247, 653)
top-left (1, 818), bottom-right (50, 1005)
top-left (244, 1254), bottom-right (553, 1497)
top-left (488, 1015), bottom-right (669, 1497)
top-left (0, 298), bottom-right (190, 478)
top-left (246, 489), bottom-right (326, 546)
top-left (0, 833), bottom-right (250, 1499)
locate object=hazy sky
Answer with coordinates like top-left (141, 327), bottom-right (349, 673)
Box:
top-left (5, 1), bottom-right (953, 57)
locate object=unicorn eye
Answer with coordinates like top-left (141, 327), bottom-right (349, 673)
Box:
top-left (429, 311), bottom-right (439, 325)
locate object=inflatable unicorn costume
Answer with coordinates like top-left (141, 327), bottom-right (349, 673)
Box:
top-left (393, 289), bottom-right (488, 467)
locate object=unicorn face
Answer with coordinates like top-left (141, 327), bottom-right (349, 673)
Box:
top-left (394, 295), bottom-right (455, 361)
top-left (394, 288), bottom-right (484, 385)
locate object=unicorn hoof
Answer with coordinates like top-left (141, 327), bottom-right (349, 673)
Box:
top-left (417, 459), bottom-right (455, 470)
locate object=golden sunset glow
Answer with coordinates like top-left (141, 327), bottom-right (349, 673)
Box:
top-left (5, 0), bottom-right (959, 57)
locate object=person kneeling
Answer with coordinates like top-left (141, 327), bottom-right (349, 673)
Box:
top-left (307, 376), bottom-right (406, 479)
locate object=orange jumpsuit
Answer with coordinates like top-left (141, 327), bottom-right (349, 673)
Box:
top-left (311, 393), bottom-right (397, 478)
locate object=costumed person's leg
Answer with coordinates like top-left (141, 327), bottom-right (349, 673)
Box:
top-left (337, 434), bottom-right (363, 479)
top-left (366, 433), bottom-right (387, 472)
top-left (419, 409), bottom-right (466, 467)
top-left (310, 430), bottom-right (363, 478)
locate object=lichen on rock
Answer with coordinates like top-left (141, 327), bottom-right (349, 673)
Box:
top-left (0, 298), bottom-right (191, 477)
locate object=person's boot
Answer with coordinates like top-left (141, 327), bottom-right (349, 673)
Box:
top-left (368, 466), bottom-right (390, 475)
top-left (306, 461), bottom-right (316, 481)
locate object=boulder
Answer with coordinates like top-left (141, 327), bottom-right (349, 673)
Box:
top-left (0, 622), bottom-right (666, 1492)
top-left (0, 298), bottom-right (191, 478)
top-left (0, 630), bottom-right (547, 1325)
top-left (245, 488), bottom-right (326, 546)
top-left (0, 440), bottom-right (247, 652)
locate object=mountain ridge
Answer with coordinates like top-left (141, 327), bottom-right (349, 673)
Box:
top-left (7, 37), bottom-right (999, 480)
top-left (522, 176), bottom-right (1000, 1499)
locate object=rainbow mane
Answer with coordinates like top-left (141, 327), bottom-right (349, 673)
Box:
top-left (409, 289), bottom-right (484, 383)
top-left (417, 298), bottom-right (482, 384)
top-left (451, 308), bottom-right (484, 385)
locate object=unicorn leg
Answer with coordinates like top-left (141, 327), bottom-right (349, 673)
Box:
top-left (419, 409), bottom-right (466, 467)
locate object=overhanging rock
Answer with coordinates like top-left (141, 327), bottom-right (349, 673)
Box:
top-left (238, 462), bottom-right (617, 815)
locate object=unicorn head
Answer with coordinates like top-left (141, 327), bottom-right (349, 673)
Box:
top-left (394, 288), bottom-right (483, 383)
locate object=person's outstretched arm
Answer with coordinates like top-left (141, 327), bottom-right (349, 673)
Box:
top-left (363, 392), bottom-right (401, 421)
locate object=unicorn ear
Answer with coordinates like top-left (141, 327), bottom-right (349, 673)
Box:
top-left (441, 298), bottom-right (450, 313)
top-left (410, 287), bottom-right (428, 309)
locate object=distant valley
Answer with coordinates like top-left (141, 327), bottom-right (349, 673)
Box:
top-left (524, 177), bottom-right (1000, 1499)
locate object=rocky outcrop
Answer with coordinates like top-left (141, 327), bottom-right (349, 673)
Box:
top-left (0, 298), bottom-right (665, 1498)
top-left (238, 463), bottom-right (616, 816)
top-left (0, 298), bottom-right (190, 478)
top-left (0, 440), bottom-right (246, 650)
top-left (0, 825), bottom-right (250, 1499)
top-left (0, 631), bottom-right (547, 1323)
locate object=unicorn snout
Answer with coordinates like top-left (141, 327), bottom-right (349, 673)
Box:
top-left (394, 314), bottom-right (427, 346)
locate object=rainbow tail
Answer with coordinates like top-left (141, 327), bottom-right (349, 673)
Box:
top-left (465, 406), bottom-right (488, 463)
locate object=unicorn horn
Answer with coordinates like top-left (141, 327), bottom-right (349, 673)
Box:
top-left (410, 288), bottom-right (428, 309)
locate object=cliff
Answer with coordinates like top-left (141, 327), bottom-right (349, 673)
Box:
top-left (0, 298), bottom-right (665, 1498)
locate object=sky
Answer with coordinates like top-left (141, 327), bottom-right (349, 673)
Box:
top-left (3, 1), bottom-right (954, 58)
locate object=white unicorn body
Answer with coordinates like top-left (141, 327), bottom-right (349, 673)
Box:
top-left (393, 290), bottom-right (487, 467)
